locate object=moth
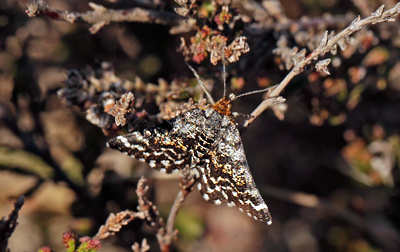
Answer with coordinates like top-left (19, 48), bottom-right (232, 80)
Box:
top-left (108, 64), bottom-right (281, 224)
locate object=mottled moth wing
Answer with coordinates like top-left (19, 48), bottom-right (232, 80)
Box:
top-left (108, 106), bottom-right (272, 224)
top-left (194, 109), bottom-right (272, 224)
top-left (107, 119), bottom-right (193, 173)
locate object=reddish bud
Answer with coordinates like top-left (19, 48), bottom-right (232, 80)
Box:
top-left (88, 239), bottom-right (102, 249)
top-left (79, 236), bottom-right (91, 243)
top-left (62, 232), bottom-right (75, 248)
top-left (38, 246), bottom-right (52, 252)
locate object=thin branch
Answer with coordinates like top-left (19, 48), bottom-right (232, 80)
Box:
top-left (94, 176), bottom-right (165, 249)
top-left (243, 3), bottom-right (400, 128)
top-left (164, 191), bottom-right (184, 242)
top-left (158, 169), bottom-right (196, 252)
top-left (94, 210), bottom-right (144, 241)
top-left (18, 0), bottom-right (184, 34)
top-left (155, 191), bottom-right (182, 252)
top-left (166, 173), bottom-right (196, 234)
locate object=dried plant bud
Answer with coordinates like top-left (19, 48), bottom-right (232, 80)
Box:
top-left (136, 176), bottom-right (165, 228)
top-left (108, 92), bottom-right (135, 126)
top-left (330, 44), bottom-right (338, 55)
top-left (160, 98), bottom-right (194, 119)
top-left (349, 16), bottom-right (362, 33)
top-left (315, 58), bottom-right (332, 75)
top-left (271, 102), bottom-right (288, 121)
top-left (225, 36), bottom-right (250, 63)
top-left (371, 5), bottom-right (385, 18)
top-left (174, 0), bottom-right (197, 17)
top-left (175, 0), bottom-right (188, 6)
top-left (86, 105), bottom-right (115, 130)
top-left (175, 7), bottom-right (190, 17)
top-left (209, 36), bottom-right (228, 65)
top-left (58, 63), bottom-right (129, 112)
top-left (293, 48), bottom-right (306, 65)
top-left (319, 31), bottom-right (329, 48)
top-left (132, 239), bottom-right (150, 252)
top-left (273, 43), bottom-right (302, 70)
top-left (276, 35), bottom-right (287, 48)
top-left (371, 4), bottom-right (396, 24)
top-left (177, 0), bottom-right (246, 64)
top-left (95, 210), bottom-right (144, 240)
top-left (22, 0), bottom-right (41, 17)
top-left (57, 70), bottom-right (89, 108)
top-left (337, 37), bottom-right (348, 51)
top-left (59, 62), bottom-right (196, 134)
top-left (88, 2), bottom-right (107, 13)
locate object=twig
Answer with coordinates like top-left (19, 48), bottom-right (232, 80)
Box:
top-left (154, 191), bottom-right (182, 252)
top-left (94, 210), bottom-right (144, 240)
top-left (94, 176), bottom-right (183, 251)
top-left (243, 3), bottom-right (400, 128)
top-left (159, 169), bottom-right (196, 252)
top-left (18, 0), bottom-right (184, 34)
top-left (0, 196), bottom-right (24, 252)
top-left (135, 177), bottom-right (169, 252)
top-left (165, 175), bottom-right (195, 235)
top-left (94, 176), bottom-right (165, 250)
top-left (164, 191), bottom-right (183, 244)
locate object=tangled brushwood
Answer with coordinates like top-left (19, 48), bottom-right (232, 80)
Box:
top-left (1, 0), bottom-right (400, 251)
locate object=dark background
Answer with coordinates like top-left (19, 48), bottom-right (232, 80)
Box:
top-left (1, 0), bottom-right (400, 251)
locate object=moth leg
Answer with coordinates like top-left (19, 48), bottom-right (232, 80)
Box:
top-left (231, 112), bottom-right (255, 119)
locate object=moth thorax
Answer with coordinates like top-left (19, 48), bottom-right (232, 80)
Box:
top-left (212, 97), bottom-right (232, 116)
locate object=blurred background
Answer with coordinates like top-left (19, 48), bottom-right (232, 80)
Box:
top-left (1, 0), bottom-right (400, 251)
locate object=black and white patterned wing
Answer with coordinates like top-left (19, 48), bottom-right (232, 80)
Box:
top-left (108, 106), bottom-right (272, 223)
top-left (107, 119), bottom-right (193, 173)
top-left (196, 115), bottom-right (272, 224)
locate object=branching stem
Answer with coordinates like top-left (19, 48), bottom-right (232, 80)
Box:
top-left (243, 3), bottom-right (400, 128)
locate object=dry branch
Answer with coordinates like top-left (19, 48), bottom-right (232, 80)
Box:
top-left (94, 210), bottom-right (144, 241)
top-left (19, 0), bottom-right (184, 33)
top-left (243, 3), bottom-right (400, 128)
top-left (93, 174), bottom-right (195, 252)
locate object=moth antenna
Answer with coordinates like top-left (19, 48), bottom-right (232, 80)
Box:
top-left (231, 85), bottom-right (278, 101)
top-left (222, 55), bottom-right (227, 98)
top-left (186, 63), bottom-right (215, 104)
